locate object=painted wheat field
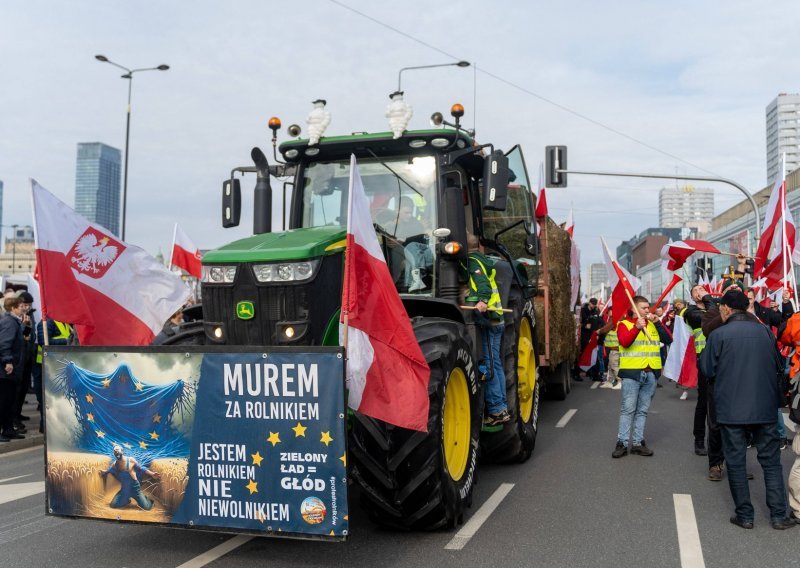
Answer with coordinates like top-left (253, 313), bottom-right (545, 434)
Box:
top-left (46, 452), bottom-right (188, 523)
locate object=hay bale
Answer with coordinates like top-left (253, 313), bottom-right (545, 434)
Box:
top-left (533, 218), bottom-right (577, 367)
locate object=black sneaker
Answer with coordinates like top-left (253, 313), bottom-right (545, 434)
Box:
top-left (612, 442), bottom-right (628, 458)
top-left (694, 440), bottom-right (708, 456)
top-left (631, 443), bottom-right (654, 456)
top-left (483, 410), bottom-right (511, 426)
top-left (730, 516), bottom-right (753, 529)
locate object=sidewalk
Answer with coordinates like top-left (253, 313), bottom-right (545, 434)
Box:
top-left (0, 394), bottom-right (44, 455)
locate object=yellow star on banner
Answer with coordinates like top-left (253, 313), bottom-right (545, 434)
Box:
top-left (245, 479), bottom-right (258, 494)
top-left (292, 422), bottom-right (307, 437)
top-left (149, 431), bottom-right (160, 441)
top-left (139, 441), bottom-right (148, 449)
top-left (320, 431), bottom-right (333, 446)
top-left (267, 432), bottom-right (281, 446)
top-left (339, 453), bottom-right (346, 466)
top-left (256, 510), bottom-right (266, 523)
top-left (152, 413), bottom-right (161, 423)
top-left (123, 443), bottom-right (132, 449)
top-left (96, 430), bottom-right (105, 438)
top-left (343, 515), bottom-right (349, 521)
top-left (85, 394), bottom-right (93, 404)
top-left (330, 530), bottom-right (335, 536)
top-left (102, 378), bottom-right (111, 388)
top-left (251, 451), bottom-right (264, 467)
top-left (135, 382), bottom-right (143, 391)
top-left (86, 413), bottom-right (94, 422)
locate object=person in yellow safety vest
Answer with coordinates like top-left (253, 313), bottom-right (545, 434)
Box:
top-left (33, 319), bottom-right (73, 434)
top-left (598, 319), bottom-right (621, 389)
top-left (680, 285), bottom-right (721, 469)
top-left (463, 233), bottom-right (510, 427)
top-left (611, 296), bottom-right (672, 459)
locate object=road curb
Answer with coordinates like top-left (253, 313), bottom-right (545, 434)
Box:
top-left (0, 433), bottom-right (44, 455)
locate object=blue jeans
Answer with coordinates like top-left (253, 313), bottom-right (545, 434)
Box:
top-left (480, 325), bottom-right (507, 414)
top-left (720, 423), bottom-right (788, 522)
top-left (777, 410), bottom-right (786, 438)
top-left (616, 371), bottom-right (657, 445)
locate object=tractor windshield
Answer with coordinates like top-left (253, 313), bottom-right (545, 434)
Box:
top-left (300, 155), bottom-right (437, 293)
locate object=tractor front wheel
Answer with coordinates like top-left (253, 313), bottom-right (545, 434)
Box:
top-left (349, 318), bottom-right (480, 530)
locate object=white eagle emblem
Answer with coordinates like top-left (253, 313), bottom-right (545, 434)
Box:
top-left (69, 228), bottom-right (125, 278)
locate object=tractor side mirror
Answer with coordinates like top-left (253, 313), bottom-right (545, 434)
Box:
top-left (222, 178), bottom-right (242, 228)
top-left (482, 150), bottom-right (509, 211)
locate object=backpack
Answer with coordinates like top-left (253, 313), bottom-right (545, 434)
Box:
top-left (789, 375), bottom-right (800, 425)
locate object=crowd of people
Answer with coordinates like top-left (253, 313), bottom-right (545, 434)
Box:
top-left (578, 279), bottom-right (800, 530)
top-left (0, 287), bottom-right (74, 442)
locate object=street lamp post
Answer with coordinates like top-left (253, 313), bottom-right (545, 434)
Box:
top-left (95, 55), bottom-right (169, 241)
top-left (397, 60), bottom-right (470, 91)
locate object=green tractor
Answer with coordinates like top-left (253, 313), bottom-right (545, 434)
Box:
top-left (171, 106), bottom-right (545, 530)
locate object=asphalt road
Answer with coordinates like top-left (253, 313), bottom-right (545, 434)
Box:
top-left (1, 378), bottom-right (797, 568)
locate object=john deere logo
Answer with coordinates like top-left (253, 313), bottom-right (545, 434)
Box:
top-left (236, 301), bottom-right (255, 320)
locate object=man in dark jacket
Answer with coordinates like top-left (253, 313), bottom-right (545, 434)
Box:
top-left (0, 297), bottom-right (26, 442)
top-left (699, 288), bottom-right (794, 530)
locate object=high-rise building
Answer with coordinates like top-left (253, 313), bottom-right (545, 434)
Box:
top-left (587, 263), bottom-right (608, 300)
top-left (658, 185), bottom-right (714, 233)
top-left (75, 142), bottom-right (121, 236)
top-left (766, 93), bottom-right (800, 185)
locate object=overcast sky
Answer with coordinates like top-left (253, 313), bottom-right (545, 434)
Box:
top-left (2, 1), bottom-right (799, 274)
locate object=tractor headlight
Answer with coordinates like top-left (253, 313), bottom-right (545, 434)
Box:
top-left (252, 259), bottom-right (320, 283)
top-left (202, 265), bottom-right (238, 284)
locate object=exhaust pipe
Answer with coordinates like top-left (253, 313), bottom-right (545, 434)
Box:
top-left (251, 147), bottom-right (272, 234)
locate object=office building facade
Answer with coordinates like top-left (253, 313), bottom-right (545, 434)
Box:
top-left (75, 142), bottom-right (121, 236)
top-left (766, 93), bottom-right (800, 185)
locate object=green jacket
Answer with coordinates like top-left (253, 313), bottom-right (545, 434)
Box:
top-left (464, 251), bottom-right (503, 322)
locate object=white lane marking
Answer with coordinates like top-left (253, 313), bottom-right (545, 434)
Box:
top-left (0, 445), bottom-right (42, 458)
top-left (0, 482), bottom-right (45, 506)
top-left (673, 494), bottom-right (705, 568)
top-left (0, 474), bottom-right (31, 484)
top-left (445, 483), bottom-right (514, 551)
top-left (555, 409), bottom-right (578, 428)
top-left (176, 534), bottom-right (254, 568)
top-left (590, 381), bottom-right (600, 389)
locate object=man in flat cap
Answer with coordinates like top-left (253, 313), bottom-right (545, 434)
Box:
top-left (699, 288), bottom-right (794, 530)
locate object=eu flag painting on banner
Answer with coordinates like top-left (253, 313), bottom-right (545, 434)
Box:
top-left (44, 347), bottom-right (348, 541)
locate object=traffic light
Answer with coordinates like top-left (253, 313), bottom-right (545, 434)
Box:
top-left (545, 145), bottom-right (567, 188)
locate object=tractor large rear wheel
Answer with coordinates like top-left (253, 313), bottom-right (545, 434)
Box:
top-left (349, 318), bottom-right (480, 530)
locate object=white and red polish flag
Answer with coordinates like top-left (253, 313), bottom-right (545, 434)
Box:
top-left (660, 239), bottom-right (720, 272)
top-left (662, 314), bottom-right (697, 388)
top-left (578, 331), bottom-right (599, 372)
top-left (30, 180), bottom-right (190, 346)
top-left (170, 223), bottom-right (202, 278)
top-left (601, 237), bottom-right (641, 323)
top-left (755, 173), bottom-right (797, 280)
top-left (339, 155), bottom-right (430, 431)
top-left (535, 162), bottom-right (548, 219)
top-left (564, 207), bottom-right (574, 237)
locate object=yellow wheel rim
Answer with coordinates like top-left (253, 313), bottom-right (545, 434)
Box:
top-left (443, 367), bottom-right (471, 481)
top-left (518, 318), bottom-right (536, 423)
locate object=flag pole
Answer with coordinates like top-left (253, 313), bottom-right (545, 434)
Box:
top-left (623, 287), bottom-right (641, 319)
top-left (29, 179), bottom-right (50, 347)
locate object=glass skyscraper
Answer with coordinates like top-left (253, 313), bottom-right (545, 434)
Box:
top-left (75, 142), bottom-right (121, 236)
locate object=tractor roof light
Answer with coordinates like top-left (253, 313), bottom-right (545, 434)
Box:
top-left (268, 116), bottom-right (282, 133)
top-left (450, 103), bottom-right (464, 118)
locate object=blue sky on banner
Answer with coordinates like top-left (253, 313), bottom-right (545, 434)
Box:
top-left (3, 1), bottom-right (800, 271)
